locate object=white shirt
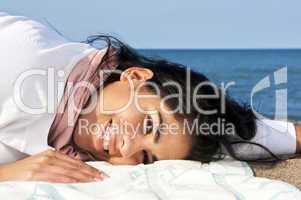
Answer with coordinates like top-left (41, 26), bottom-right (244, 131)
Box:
top-left (0, 13), bottom-right (297, 164)
top-left (0, 12), bottom-right (95, 164)
top-left (231, 118), bottom-right (297, 159)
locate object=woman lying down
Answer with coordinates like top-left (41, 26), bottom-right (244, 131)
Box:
top-left (0, 12), bottom-right (300, 183)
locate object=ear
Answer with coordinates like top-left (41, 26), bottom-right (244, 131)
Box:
top-left (120, 67), bottom-right (154, 82)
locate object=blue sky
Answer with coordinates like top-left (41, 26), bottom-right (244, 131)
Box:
top-left (1, 0), bottom-right (301, 49)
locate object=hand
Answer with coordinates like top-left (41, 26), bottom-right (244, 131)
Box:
top-left (0, 149), bottom-right (108, 183)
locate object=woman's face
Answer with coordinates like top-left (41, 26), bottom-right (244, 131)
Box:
top-left (73, 67), bottom-right (192, 165)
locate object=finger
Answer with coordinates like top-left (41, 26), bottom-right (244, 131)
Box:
top-left (43, 149), bottom-right (109, 179)
top-left (48, 159), bottom-right (105, 180)
top-left (53, 151), bottom-right (109, 177)
top-left (32, 172), bottom-right (78, 183)
top-left (39, 165), bottom-right (102, 183)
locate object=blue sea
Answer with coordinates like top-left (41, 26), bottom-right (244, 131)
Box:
top-left (139, 49), bottom-right (301, 121)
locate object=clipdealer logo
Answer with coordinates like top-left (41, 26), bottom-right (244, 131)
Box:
top-left (251, 66), bottom-right (288, 121)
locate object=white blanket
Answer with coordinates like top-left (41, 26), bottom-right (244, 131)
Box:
top-left (0, 159), bottom-right (300, 200)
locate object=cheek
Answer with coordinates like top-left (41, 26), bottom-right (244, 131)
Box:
top-left (99, 83), bottom-right (132, 112)
top-left (112, 102), bottom-right (146, 137)
top-left (73, 118), bottom-right (100, 152)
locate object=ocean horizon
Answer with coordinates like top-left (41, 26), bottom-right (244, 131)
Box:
top-left (139, 49), bottom-right (301, 121)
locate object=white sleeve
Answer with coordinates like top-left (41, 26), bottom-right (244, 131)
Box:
top-left (233, 118), bottom-right (296, 159)
top-left (0, 141), bottom-right (27, 165)
top-left (0, 12), bottom-right (95, 162)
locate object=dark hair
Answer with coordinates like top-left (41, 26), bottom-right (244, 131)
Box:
top-left (85, 35), bottom-right (286, 163)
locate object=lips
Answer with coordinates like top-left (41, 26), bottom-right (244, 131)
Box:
top-left (94, 119), bottom-right (122, 159)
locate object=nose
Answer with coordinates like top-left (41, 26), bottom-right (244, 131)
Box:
top-left (119, 130), bottom-right (145, 158)
top-left (113, 109), bottom-right (151, 160)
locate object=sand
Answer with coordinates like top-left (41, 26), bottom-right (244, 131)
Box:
top-left (250, 158), bottom-right (301, 190)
